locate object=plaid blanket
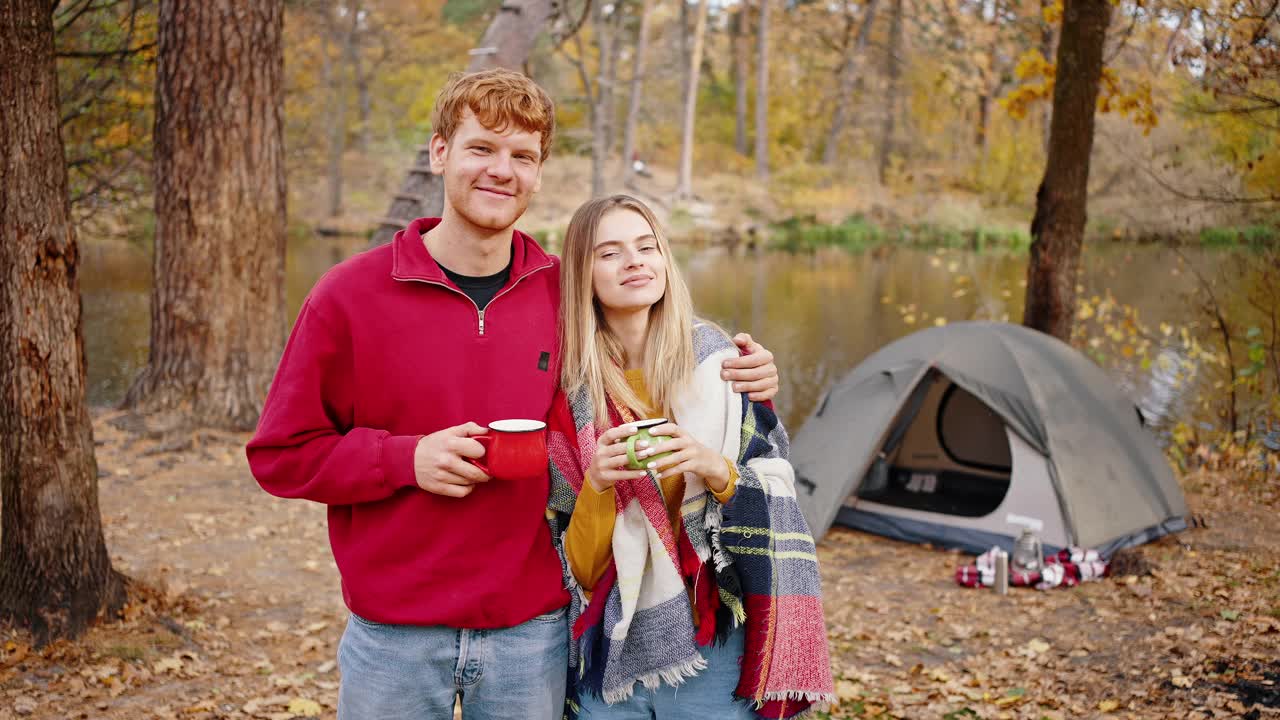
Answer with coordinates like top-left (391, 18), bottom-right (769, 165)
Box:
top-left (545, 323), bottom-right (834, 717)
top-left (955, 546), bottom-right (1110, 590)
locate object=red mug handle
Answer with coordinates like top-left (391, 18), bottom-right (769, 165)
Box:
top-left (467, 433), bottom-right (493, 475)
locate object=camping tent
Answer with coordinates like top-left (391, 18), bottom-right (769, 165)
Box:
top-left (791, 321), bottom-right (1188, 557)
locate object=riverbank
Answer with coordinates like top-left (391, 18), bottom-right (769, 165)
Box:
top-left (1, 410), bottom-right (1276, 719)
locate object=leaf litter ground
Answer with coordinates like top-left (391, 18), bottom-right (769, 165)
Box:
top-left (1, 411), bottom-right (1277, 720)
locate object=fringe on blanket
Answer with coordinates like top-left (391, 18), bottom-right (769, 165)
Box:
top-left (602, 654), bottom-right (709, 705)
top-left (761, 690), bottom-right (839, 704)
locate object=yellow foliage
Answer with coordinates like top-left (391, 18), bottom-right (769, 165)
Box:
top-left (95, 122), bottom-right (133, 150)
top-left (1004, 56), bottom-right (1158, 135)
top-left (1042, 0), bottom-right (1063, 24)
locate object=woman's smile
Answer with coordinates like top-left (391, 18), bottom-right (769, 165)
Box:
top-left (621, 274), bottom-right (653, 287)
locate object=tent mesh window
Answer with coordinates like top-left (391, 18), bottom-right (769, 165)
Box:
top-left (858, 380), bottom-right (1012, 517)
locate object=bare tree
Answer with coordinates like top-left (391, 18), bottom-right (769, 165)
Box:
top-left (822, 0), bottom-right (880, 167)
top-left (588, 0), bottom-right (622, 197)
top-left (0, 0), bottom-right (125, 644)
top-left (876, 0), bottom-right (903, 184)
top-left (676, 0), bottom-right (710, 199)
top-left (1024, 0), bottom-right (1112, 341)
top-left (124, 0), bottom-right (288, 430)
top-left (754, 0), bottom-right (770, 180)
top-left (621, 0), bottom-right (655, 186)
top-left (370, 0), bottom-right (559, 245)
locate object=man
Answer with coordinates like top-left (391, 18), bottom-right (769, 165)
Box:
top-left (246, 69), bottom-right (778, 720)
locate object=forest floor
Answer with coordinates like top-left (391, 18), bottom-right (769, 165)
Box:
top-left (2, 409), bottom-right (1278, 720)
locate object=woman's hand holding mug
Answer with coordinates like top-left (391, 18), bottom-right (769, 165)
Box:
top-left (588, 424), bottom-right (648, 493)
top-left (640, 421), bottom-right (732, 493)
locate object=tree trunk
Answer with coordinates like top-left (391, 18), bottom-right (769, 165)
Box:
top-left (0, 0), bottom-right (125, 645)
top-left (369, 0), bottom-right (557, 245)
top-left (822, 0), bottom-right (880, 167)
top-left (732, 5), bottom-right (749, 156)
top-left (754, 0), bottom-right (771, 181)
top-left (621, 0), bottom-right (653, 186)
top-left (675, 0), bottom-right (710, 199)
top-left (604, 10), bottom-right (623, 158)
top-left (1040, 0), bottom-right (1056, 155)
top-left (876, 0), bottom-right (903, 184)
top-left (124, 0), bottom-right (287, 431)
top-left (1023, 0), bottom-right (1111, 341)
top-left (350, 0), bottom-right (372, 151)
top-left (976, 90), bottom-right (991, 153)
top-left (324, 2), bottom-right (354, 219)
top-left (589, 0), bottom-right (614, 198)
top-left (679, 0), bottom-right (691, 104)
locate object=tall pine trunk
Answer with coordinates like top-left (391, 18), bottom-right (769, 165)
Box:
top-left (754, 0), bottom-right (771, 181)
top-left (0, 0), bottom-right (124, 645)
top-left (822, 0), bottom-right (880, 167)
top-left (876, 0), bottom-right (903, 184)
top-left (675, 0), bottom-right (710, 199)
top-left (1024, 0), bottom-right (1111, 340)
top-left (124, 0), bottom-right (287, 431)
top-left (370, 0), bottom-right (556, 245)
top-left (621, 0), bottom-right (654, 186)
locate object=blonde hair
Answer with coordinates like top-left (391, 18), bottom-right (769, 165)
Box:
top-left (431, 69), bottom-right (556, 161)
top-left (559, 196), bottom-right (696, 423)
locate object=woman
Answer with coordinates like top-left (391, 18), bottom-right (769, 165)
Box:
top-left (545, 195), bottom-right (835, 719)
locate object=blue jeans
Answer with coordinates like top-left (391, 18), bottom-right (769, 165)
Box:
top-left (336, 605), bottom-right (569, 720)
top-left (574, 628), bottom-right (757, 720)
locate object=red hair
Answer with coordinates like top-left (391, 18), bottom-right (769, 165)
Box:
top-left (431, 69), bottom-right (556, 161)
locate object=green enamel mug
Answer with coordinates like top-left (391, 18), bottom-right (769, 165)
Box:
top-left (625, 418), bottom-right (673, 471)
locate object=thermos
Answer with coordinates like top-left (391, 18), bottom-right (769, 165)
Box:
top-left (994, 549), bottom-right (1009, 595)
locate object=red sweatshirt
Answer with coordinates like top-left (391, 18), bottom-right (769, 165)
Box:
top-left (246, 218), bottom-right (568, 629)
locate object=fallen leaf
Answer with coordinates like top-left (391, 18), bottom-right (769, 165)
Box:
top-left (287, 698), bottom-right (323, 717)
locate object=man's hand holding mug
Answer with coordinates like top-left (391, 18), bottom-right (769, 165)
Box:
top-left (414, 423), bottom-right (490, 498)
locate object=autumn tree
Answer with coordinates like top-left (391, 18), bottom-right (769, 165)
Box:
top-left (123, 0), bottom-right (287, 430)
top-left (1023, 0), bottom-right (1112, 340)
top-left (0, 0), bottom-right (125, 644)
top-left (822, 0), bottom-right (880, 167)
top-left (324, 0), bottom-right (361, 218)
top-left (676, 0), bottom-right (710, 199)
top-left (731, 4), bottom-right (750, 156)
top-left (876, 0), bottom-right (903, 184)
top-left (54, 0), bottom-right (157, 223)
top-left (621, 0), bottom-right (655, 187)
top-left (754, 0), bottom-right (770, 181)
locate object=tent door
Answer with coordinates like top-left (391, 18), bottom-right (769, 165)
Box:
top-left (854, 374), bottom-right (1013, 518)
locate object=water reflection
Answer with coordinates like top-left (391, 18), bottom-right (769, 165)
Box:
top-left (79, 236), bottom-right (1238, 440)
top-left (684, 244), bottom-right (1227, 436)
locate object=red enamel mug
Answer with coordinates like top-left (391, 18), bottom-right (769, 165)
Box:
top-left (468, 419), bottom-right (548, 481)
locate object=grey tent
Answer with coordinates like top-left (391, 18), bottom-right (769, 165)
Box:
top-left (792, 321), bottom-right (1188, 557)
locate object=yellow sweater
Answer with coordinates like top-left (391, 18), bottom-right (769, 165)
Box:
top-left (565, 369), bottom-right (738, 592)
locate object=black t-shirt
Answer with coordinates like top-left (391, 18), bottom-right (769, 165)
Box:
top-left (439, 259), bottom-right (512, 310)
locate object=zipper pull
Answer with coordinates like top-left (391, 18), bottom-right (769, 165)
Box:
top-left (478, 309), bottom-right (485, 335)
